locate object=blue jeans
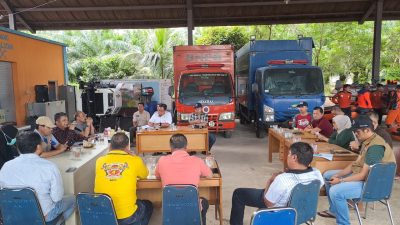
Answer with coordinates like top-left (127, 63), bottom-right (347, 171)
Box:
top-left (229, 188), bottom-right (266, 225)
top-left (118, 200), bottom-right (153, 225)
top-left (208, 133), bottom-right (216, 151)
top-left (46, 195), bottom-right (76, 222)
top-left (324, 170), bottom-right (364, 225)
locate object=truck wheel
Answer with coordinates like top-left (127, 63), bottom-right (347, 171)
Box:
top-left (224, 131), bottom-right (233, 138)
top-left (256, 122), bottom-right (266, 138)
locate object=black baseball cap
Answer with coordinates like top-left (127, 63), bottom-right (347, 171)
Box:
top-left (194, 103), bottom-right (202, 108)
top-left (297, 101), bottom-right (308, 107)
top-left (352, 116), bottom-right (373, 130)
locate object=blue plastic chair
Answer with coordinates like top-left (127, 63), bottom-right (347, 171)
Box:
top-left (0, 187), bottom-right (65, 225)
top-left (162, 184), bottom-right (201, 225)
top-left (351, 162), bottom-right (396, 225)
top-left (250, 208), bottom-right (297, 225)
top-left (76, 193), bottom-right (118, 225)
top-left (288, 180), bottom-right (321, 225)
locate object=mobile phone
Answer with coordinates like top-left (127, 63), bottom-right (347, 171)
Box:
top-left (66, 167), bottom-right (77, 173)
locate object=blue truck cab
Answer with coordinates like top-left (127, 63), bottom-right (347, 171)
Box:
top-left (235, 38), bottom-right (325, 138)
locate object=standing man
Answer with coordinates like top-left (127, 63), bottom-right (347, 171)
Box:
top-left (148, 103), bottom-right (172, 128)
top-left (292, 101), bottom-right (312, 130)
top-left (34, 116), bottom-right (68, 158)
top-left (318, 116), bottom-right (396, 224)
top-left (357, 83), bottom-right (372, 114)
top-left (332, 84), bottom-right (352, 119)
top-left (370, 84), bottom-right (385, 124)
top-left (129, 102), bottom-right (150, 142)
top-left (52, 112), bottom-right (86, 146)
top-left (155, 134), bottom-right (212, 225)
top-left (73, 111), bottom-right (95, 137)
top-left (229, 142), bottom-right (324, 225)
top-left (189, 103), bottom-right (216, 151)
top-left (305, 107), bottom-right (334, 138)
top-left (95, 133), bottom-right (152, 225)
top-left (386, 85), bottom-right (400, 128)
top-left (0, 132), bottom-right (75, 222)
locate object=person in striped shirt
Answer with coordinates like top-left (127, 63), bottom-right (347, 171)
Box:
top-left (229, 142), bottom-right (324, 225)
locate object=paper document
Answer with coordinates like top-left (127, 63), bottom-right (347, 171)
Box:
top-left (140, 125), bottom-right (151, 129)
top-left (313, 153), bottom-right (334, 161)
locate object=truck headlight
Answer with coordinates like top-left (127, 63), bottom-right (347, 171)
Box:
top-left (264, 105), bottom-right (274, 122)
top-left (219, 112), bottom-right (235, 121)
top-left (179, 113), bottom-right (191, 121)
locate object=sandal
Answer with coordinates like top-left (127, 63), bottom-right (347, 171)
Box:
top-left (318, 210), bottom-right (336, 218)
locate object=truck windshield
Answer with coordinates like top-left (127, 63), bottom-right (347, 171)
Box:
top-left (179, 73), bottom-right (233, 97)
top-left (264, 68), bottom-right (323, 95)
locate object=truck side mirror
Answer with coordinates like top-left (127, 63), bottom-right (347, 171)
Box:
top-left (251, 83), bottom-right (259, 94)
top-left (168, 86), bottom-right (174, 97)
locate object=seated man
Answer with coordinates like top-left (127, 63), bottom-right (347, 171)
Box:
top-left (319, 116), bottom-right (396, 224)
top-left (73, 111), bottom-right (95, 137)
top-left (52, 112), bottom-right (86, 146)
top-left (229, 142), bottom-right (324, 225)
top-left (305, 107), bottom-right (334, 137)
top-left (129, 102), bottom-right (150, 142)
top-left (148, 103), bottom-right (172, 128)
top-left (34, 116), bottom-right (68, 158)
top-left (0, 131), bottom-right (75, 222)
top-left (155, 134), bottom-right (212, 225)
top-left (189, 103), bottom-right (216, 151)
top-left (94, 133), bottom-right (152, 225)
top-left (292, 101), bottom-right (312, 130)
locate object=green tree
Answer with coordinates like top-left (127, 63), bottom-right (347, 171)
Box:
top-left (196, 27), bottom-right (248, 51)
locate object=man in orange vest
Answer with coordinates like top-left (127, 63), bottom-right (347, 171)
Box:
top-left (386, 85), bottom-right (400, 127)
top-left (370, 84), bottom-right (386, 124)
top-left (332, 84), bottom-right (352, 119)
top-left (357, 83), bottom-right (372, 114)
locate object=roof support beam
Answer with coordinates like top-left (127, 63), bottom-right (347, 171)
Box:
top-left (187, 0), bottom-right (193, 45)
top-left (8, 13), bottom-right (15, 29)
top-left (359, 0), bottom-right (376, 24)
top-left (372, 0), bottom-right (383, 84)
top-left (0, 0), bottom-right (35, 33)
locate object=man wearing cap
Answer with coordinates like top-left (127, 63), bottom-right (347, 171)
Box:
top-left (34, 116), bottom-right (68, 158)
top-left (292, 101), bottom-right (312, 130)
top-left (318, 116), bottom-right (396, 225)
top-left (189, 103), bottom-right (216, 151)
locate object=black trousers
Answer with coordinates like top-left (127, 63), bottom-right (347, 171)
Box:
top-left (230, 188), bottom-right (266, 225)
top-left (373, 108), bottom-right (384, 125)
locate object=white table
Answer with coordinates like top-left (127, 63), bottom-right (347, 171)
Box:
top-left (48, 143), bottom-right (109, 225)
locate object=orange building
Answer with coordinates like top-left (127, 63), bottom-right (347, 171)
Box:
top-left (0, 27), bottom-right (67, 126)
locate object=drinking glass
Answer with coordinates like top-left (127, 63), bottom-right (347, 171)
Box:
top-left (205, 155), bottom-right (215, 168)
top-left (71, 147), bottom-right (82, 160)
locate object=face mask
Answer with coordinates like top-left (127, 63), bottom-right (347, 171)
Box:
top-left (1, 130), bottom-right (16, 146)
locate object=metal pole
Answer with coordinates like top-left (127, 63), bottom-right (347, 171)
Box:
top-left (8, 13), bottom-right (15, 30)
top-left (372, 0), bottom-right (383, 84)
top-left (187, 0), bottom-right (193, 45)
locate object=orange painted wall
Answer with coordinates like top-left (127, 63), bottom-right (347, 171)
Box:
top-left (0, 28), bottom-right (65, 126)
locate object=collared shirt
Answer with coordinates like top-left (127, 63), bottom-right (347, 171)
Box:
top-left (189, 113), bottom-right (208, 124)
top-left (265, 168), bottom-right (324, 207)
top-left (148, 111), bottom-right (172, 125)
top-left (94, 150), bottom-right (148, 219)
top-left (133, 110), bottom-right (151, 127)
top-left (52, 127), bottom-right (86, 146)
top-left (311, 118), bottom-right (334, 137)
top-left (34, 129), bottom-right (59, 151)
top-left (155, 150), bottom-right (212, 187)
top-left (0, 154), bottom-right (64, 216)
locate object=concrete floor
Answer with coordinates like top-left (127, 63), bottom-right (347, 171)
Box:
top-left (148, 121), bottom-right (400, 225)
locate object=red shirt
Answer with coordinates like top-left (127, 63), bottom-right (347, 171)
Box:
top-left (370, 90), bottom-right (384, 109)
top-left (294, 114), bottom-right (312, 130)
top-left (311, 118), bottom-right (334, 137)
top-left (155, 150), bottom-right (212, 187)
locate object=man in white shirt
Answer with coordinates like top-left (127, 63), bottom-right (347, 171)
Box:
top-left (148, 103), bottom-right (172, 128)
top-left (0, 131), bottom-right (75, 222)
top-left (229, 142), bottom-right (324, 225)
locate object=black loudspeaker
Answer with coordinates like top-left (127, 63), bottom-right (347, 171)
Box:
top-left (35, 85), bottom-right (49, 103)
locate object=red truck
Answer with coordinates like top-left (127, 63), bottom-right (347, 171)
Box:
top-left (170, 45), bottom-right (235, 138)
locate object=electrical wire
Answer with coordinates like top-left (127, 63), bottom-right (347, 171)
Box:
top-left (0, 0), bottom-right (57, 19)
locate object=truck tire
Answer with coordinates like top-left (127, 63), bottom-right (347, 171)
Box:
top-left (224, 131), bottom-right (233, 138)
top-left (255, 121), bottom-right (266, 138)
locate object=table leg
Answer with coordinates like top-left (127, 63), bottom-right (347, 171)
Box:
top-left (268, 132), bottom-right (273, 162)
top-left (218, 184), bottom-right (223, 225)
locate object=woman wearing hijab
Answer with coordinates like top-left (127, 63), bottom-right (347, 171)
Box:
top-left (316, 115), bottom-right (355, 150)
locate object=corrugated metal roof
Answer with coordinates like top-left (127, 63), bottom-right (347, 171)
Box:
top-left (0, 0), bottom-right (399, 32)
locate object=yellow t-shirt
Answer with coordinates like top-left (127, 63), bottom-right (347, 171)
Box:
top-left (94, 150), bottom-right (148, 219)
